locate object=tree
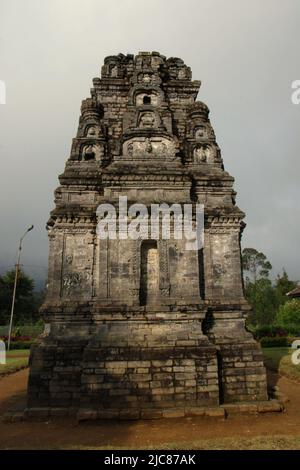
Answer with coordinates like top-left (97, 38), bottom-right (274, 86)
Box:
top-left (276, 299), bottom-right (300, 327)
top-left (242, 248), bottom-right (272, 284)
top-left (242, 248), bottom-right (275, 326)
top-left (241, 249), bottom-right (298, 328)
top-left (274, 269), bottom-right (297, 306)
top-left (0, 269), bottom-right (42, 325)
top-left (245, 277), bottom-right (278, 326)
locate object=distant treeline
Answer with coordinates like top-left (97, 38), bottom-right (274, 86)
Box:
top-left (0, 269), bottom-right (45, 325)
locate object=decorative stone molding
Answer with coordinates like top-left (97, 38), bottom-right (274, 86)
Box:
top-left (27, 52), bottom-right (269, 418)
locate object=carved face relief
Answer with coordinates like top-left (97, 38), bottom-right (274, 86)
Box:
top-left (139, 111), bottom-right (156, 128)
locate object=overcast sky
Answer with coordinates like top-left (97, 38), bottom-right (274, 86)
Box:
top-left (0, 0), bottom-right (299, 287)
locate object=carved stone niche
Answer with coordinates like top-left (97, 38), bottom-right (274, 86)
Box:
top-left (81, 143), bottom-right (105, 162)
top-left (194, 125), bottom-right (209, 141)
top-left (85, 125), bottom-right (99, 138)
top-left (186, 102), bottom-right (211, 139)
top-left (193, 144), bottom-right (217, 163)
top-left (76, 100), bottom-right (104, 139)
top-left (193, 145), bottom-right (206, 163)
top-left (135, 92), bottom-right (159, 107)
top-left (123, 136), bottom-right (177, 160)
top-left (123, 107), bottom-right (167, 134)
top-left (129, 83), bottom-right (165, 106)
top-left (83, 123), bottom-right (106, 138)
top-left (139, 111), bottom-right (156, 128)
top-left (136, 109), bottom-right (163, 129)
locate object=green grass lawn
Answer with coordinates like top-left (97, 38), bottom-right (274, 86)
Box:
top-left (262, 347), bottom-right (300, 381)
top-left (0, 349), bottom-right (30, 376)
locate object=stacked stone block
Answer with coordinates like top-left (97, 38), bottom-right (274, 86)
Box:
top-left (27, 51), bottom-right (269, 418)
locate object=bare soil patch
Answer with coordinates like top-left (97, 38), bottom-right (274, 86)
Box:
top-left (0, 367), bottom-right (299, 449)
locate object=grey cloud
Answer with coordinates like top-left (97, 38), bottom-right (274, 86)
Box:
top-left (0, 0), bottom-right (299, 285)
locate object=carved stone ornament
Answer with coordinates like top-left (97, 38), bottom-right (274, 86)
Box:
top-left (28, 52), bottom-right (268, 418)
top-left (62, 272), bottom-right (81, 290)
top-left (82, 143), bottom-right (104, 161)
top-left (123, 137), bottom-right (176, 159)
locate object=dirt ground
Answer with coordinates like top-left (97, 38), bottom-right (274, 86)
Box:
top-left (0, 368), bottom-right (300, 449)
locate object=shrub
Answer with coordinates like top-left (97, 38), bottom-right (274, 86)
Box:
top-left (260, 336), bottom-right (289, 348)
top-left (0, 324), bottom-right (44, 338)
top-left (8, 340), bottom-right (34, 350)
top-left (0, 335), bottom-right (35, 349)
top-left (0, 335), bottom-right (32, 342)
top-left (274, 323), bottom-right (300, 336)
top-left (253, 325), bottom-right (287, 339)
top-left (276, 300), bottom-right (300, 327)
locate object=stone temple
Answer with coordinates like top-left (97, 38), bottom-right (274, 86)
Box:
top-left (28, 52), bottom-right (270, 419)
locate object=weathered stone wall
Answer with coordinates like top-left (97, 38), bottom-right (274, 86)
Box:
top-left (28, 315), bottom-right (220, 417)
top-left (27, 52), bottom-right (268, 418)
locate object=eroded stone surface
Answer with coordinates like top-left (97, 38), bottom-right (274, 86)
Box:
top-left (27, 52), bottom-right (268, 416)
